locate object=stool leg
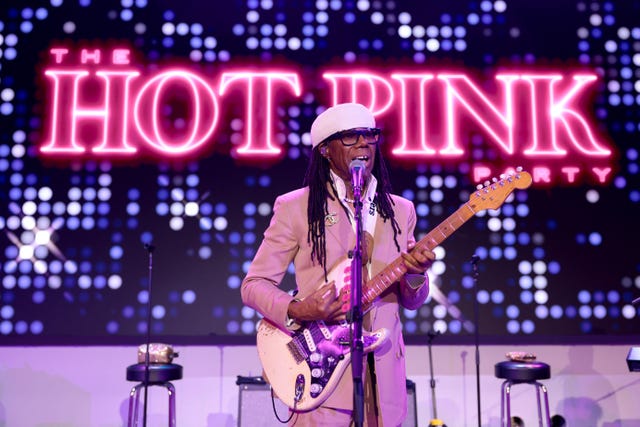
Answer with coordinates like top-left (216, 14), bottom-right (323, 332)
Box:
top-left (540, 382), bottom-right (551, 427)
top-left (128, 383), bottom-right (144, 427)
top-left (533, 382), bottom-right (552, 427)
top-left (505, 382), bottom-right (513, 427)
top-left (500, 380), bottom-right (508, 427)
top-left (166, 382), bottom-right (177, 427)
top-left (535, 382), bottom-right (543, 427)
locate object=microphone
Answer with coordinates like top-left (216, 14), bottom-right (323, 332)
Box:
top-left (349, 159), bottom-right (366, 191)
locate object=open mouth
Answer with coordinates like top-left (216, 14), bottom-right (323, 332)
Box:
top-left (352, 155), bottom-right (369, 162)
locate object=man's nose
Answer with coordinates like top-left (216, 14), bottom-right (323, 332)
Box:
top-left (354, 134), bottom-right (368, 147)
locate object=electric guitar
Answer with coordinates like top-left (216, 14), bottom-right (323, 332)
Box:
top-left (256, 169), bottom-right (533, 411)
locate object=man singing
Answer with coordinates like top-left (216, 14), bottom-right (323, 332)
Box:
top-left (241, 103), bottom-right (435, 426)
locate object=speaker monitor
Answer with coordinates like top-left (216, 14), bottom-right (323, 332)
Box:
top-left (236, 376), bottom-right (289, 427)
top-left (236, 376), bottom-right (418, 427)
top-left (627, 347), bottom-right (640, 372)
top-left (404, 379), bottom-right (417, 427)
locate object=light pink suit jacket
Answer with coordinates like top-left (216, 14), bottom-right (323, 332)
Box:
top-left (241, 186), bottom-right (429, 426)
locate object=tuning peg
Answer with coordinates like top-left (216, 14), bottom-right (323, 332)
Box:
top-left (516, 166), bottom-right (523, 172)
top-left (484, 180), bottom-right (490, 187)
top-left (492, 177), bottom-right (498, 182)
top-left (476, 184), bottom-right (483, 190)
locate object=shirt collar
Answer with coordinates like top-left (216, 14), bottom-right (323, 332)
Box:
top-left (329, 169), bottom-right (377, 206)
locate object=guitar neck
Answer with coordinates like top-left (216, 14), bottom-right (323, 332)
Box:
top-left (362, 202), bottom-right (477, 306)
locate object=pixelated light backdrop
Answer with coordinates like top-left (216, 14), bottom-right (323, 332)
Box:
top-left (0, 0), bottom-right (639, 344)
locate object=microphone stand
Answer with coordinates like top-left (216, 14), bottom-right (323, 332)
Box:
top-left (427, 330), bottom-right (446, 427)
top-left (471, 254), bottom-right (481, 427)
top-left (350, 177), bottom-right (365, 427)
top-left (142, 243), bottom-right (155, 427)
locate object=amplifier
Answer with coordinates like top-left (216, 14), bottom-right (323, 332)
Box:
top-left (626, 347), bottom-right (640, 372)
top-left (236, 376), bottom-right (418, 427)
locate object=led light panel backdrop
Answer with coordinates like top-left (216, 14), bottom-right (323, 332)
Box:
top-left (0, 0), bottom-right (638, 344)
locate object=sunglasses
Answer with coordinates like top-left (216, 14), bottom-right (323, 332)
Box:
top-left (322, 127), bottom-right (382, 147)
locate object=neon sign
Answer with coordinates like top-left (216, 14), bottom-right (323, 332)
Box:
top-left (39, 47), bottom-right (615, 185)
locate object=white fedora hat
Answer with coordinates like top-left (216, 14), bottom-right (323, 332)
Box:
top-left (310, 103), bottom-right (376, 148)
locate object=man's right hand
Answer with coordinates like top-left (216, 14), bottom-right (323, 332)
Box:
top-left (287, 281), bottom-right (349, 323)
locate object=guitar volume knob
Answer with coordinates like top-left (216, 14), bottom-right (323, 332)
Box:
top-left (311, 368), bottom-right (324, 378)
top-left (310, 383), bottom-right (323, 395)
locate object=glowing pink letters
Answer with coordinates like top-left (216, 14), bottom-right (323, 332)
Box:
top-left (40, 47), bottom-right (614, 184)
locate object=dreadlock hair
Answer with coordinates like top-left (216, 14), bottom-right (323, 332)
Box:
top-left (303, 143), bottom-right (402, 278)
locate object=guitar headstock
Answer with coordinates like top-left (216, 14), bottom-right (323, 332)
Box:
top-left (468, 167), bottom-right (532, 212)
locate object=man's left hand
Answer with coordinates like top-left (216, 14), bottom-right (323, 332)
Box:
top-left (401, 245), bottom-right (435, 275)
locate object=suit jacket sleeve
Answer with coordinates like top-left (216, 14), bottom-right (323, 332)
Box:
top-left (240, 194), bottom-right (300, 330)
top-left (396, 200), bottom-right (430, 310)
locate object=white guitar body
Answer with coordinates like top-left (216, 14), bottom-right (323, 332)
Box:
top-left (256, 257), bottom-right (388, 412)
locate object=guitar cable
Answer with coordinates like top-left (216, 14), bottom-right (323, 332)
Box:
top-left (270, 386), bottom-right (296, 423)
top-left (272, 289), bottom-right (302, 424)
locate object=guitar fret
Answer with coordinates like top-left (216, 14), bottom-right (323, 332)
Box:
top-left (364, 288), bottom-right (376, 305)
top-left (365, 281), bottom-right (380, 305)
top-left (372, 279), bottom-right (384, 296)
top-left (392, 263), bottom-right (407, 277)
top-left (464, 203), bottom-right (476, 216)
top-left (380, 269), bottom-right (392, 284)
top-left (363, 282), bottom-right (379, 305)
top-left (449, 216), bottom-right (463, 229)
top-left (437, 225), bottom-right (449, 239)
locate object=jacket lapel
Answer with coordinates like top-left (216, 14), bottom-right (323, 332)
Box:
top-left (324, 197), bottom-right (354, 256)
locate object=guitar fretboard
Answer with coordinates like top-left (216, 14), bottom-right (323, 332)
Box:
top-left (362, 202), bottom-right (477, 306)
